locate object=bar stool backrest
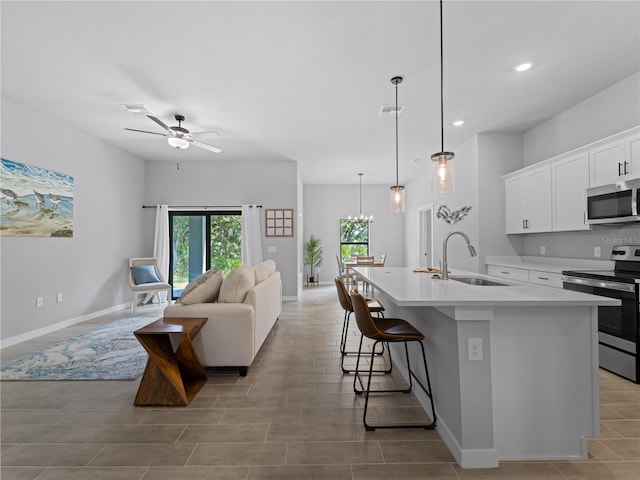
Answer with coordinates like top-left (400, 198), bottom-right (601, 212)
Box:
top-left (350, 290), bottom-right (383, 339)
top-left (334, 276), bottom-right (353, 312)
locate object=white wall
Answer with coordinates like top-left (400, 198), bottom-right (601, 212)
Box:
top-left (477, 133), bottom-right (524, 266)
top-left (1, 96), bottom-right (146, 342)
top-left (303, 183), bottom-right (404, 281)
top-left (523, 72), bottom-right (640, 166)
top-left (144, 159), bottom-right (299, 298)
top-left (521, 71), bottom-right (640, 259)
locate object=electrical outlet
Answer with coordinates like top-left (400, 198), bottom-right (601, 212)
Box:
top-left (540, 246), bottom-right (546, 255)
top-left (268, 246), bottom-right (277, 253)
top-left (56, 293), bottom-right (63, 303)
top-left (594, 246), bottom-right (601, 258)
top-left (36, 297), bottom-right (43, 308)
top-left (468, 338), bottom-right (483, 361)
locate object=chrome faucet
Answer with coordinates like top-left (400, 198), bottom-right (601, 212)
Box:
top-left (441, 231), bottom-right (477, 280)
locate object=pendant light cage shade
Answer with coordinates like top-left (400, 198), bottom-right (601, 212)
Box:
top-left (431, 152), bottom-right (455, 195)
top-left (430, 0), bottom-right (455, 196)
top-left (390, 185), bottom-right (405, 213)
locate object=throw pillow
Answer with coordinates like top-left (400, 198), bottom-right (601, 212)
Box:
top-left (131, 264), bottom-right (161, 285)
top-left (219, 265), bottom-right (256, 303)
top-left (254, 259), bottom-right (276, 284)
top-left (177, 269), bottom-right (223, 305)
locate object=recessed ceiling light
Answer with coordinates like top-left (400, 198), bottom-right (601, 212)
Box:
top-left (514, 62), bottom-right (532, 72)
top-left (452, 120), bottom-right (464, 127)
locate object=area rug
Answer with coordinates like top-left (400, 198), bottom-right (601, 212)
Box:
top-left (0, 316), bottom-right (158, 380)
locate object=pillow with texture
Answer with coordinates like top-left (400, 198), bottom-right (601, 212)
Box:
top-left (219, 265), bottom-right (256, 303)
top-left (177, 269), bottom-right (223, 305)
top-left (254, 260), bottom-right (276, 284)
top-left (131, 264), bottom-right (161, 284)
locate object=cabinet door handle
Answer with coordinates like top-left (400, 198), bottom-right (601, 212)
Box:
top-left (624, 161), bottom-right (629, 175)
top-left (501, 271), bottom-right (510, 275)
top-left (619, 162), bottom-right (623, 176)
top-left (537, 276), bottom-right (549, 281)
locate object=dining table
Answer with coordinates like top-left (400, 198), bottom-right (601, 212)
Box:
top-left (344, 259), bottom-right (385, 290)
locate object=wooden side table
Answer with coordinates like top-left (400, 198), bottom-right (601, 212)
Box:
top-left (133, 317), bottom-right (208, 406)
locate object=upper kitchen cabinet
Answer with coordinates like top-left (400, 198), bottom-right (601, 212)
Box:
top-left (552, 152), bottom-right (590, 231)
top-left (504, 164), bottom-right (552, 234)
top-left (589, 130), bottom-right (640, 187)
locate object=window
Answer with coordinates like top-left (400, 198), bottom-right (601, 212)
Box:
top-left (169, 211), bottom-right (242, 298)
top-left (340, 219), bottom-right (369, 262)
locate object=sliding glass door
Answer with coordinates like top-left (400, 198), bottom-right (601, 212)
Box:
top-left (169, 211), bottom-right (242, 298)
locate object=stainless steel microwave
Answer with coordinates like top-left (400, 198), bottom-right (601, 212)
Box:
top-left (587, 179), bottom-right (640, 225)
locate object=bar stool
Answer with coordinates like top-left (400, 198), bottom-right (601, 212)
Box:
top-left (334, 276), bottom-right (390, 374)
top-left (350, 289), bottom-right (436, 431)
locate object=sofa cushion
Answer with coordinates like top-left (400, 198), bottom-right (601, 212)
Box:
top-left (177, 269), bottom-right (223, 305)
top-left (131, 264), bottom-right (161, 285)
top-left (254, 259), bottom-right (276, 284)
top-left (219, 265), bottom-right (256, 303)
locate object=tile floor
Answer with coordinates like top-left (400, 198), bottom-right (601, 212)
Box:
top-left (1, 285), bottom-right (639, 479)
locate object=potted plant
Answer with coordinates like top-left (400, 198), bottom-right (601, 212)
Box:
top-left (304, 234), bottom-right (323, 284)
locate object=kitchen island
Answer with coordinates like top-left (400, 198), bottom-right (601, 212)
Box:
top-left (353, 266), bottom-right (620, 469)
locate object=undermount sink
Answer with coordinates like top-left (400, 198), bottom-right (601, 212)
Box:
top-left (449, 276), bottom-right (511, 286)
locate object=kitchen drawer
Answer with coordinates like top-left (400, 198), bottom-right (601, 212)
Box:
top-left (487, 265), bottom-right (529, 282)
top-left (528, 270), bottom-right (563, 289)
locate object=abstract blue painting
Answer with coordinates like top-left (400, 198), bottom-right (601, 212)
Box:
top-left (0, 158), bottom-right (74, 237)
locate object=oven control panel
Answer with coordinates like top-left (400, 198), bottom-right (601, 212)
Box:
top-left (611, 245), bottom-right (640, 261)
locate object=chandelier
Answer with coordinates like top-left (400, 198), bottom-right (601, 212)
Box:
top-left (348, 173), bottom-right (373, 222)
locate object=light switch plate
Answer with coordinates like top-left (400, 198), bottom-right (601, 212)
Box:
top-left (267, 246), bottom-right (277, 253)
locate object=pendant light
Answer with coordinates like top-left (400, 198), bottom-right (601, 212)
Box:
top-left (348, 173), bottom-right (373, 222)
top-left (431, 0), bottom-right (455, 195)
top-left (390, 76), bottom-right (405, 213)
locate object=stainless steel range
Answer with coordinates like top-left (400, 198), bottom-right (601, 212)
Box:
top-left (562, 245), bottom-right (640, 383)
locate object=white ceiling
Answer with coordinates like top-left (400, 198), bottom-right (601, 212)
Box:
top-left (2, 1), bottom-right (639, 185)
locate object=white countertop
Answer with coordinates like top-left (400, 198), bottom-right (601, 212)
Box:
top-left (354, 266), bottom-right (621, 307)
top-left (485, 255), bottom-right (614, 274)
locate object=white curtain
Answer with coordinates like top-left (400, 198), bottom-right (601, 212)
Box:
top-left (241, 204), bottom-right (263, 266)
top-left (153, 204), bottom-right (170, 302)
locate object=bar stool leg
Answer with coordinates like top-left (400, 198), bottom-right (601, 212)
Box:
top-left (357, 339), bottom-right (436, 431)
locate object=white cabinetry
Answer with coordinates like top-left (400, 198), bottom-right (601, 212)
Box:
top-left (487, 265), bottom-right (562, 289)
top-left (504, 165), bottom-right (552, 234)
top-left (589, 132), bottom-right (640, 187)
top-left (552, 152), bottom-right (589, 231)
top-left (528, 270), bottom-right (563, 289)
top-left (486, 265), bottom-right (529, 282)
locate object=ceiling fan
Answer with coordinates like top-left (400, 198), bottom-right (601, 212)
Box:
top-left (125, 114), bottom-right (222, 153)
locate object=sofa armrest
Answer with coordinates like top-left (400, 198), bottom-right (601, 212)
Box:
top-left (244, 271), bottom-right (282, 350)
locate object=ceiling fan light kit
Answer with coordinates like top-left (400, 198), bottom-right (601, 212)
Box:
top-left (390, 75), bottom-right (405, 213)
top-left (168, 136), bottom-right (189, 149)
top-left (431, 0), bottom-right (455, 196)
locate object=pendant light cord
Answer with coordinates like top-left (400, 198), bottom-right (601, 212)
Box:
top-left (359, 173), bottom-right (363, 216)
top-left (439, 0), bottom-right (444, 153)
top-left (395, 81), bottom-right (399, 187)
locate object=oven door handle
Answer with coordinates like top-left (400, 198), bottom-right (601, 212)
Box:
top-left (562, 275), bottom-right (636, 293)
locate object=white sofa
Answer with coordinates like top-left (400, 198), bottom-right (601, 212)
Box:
top-left (163, 262), bottom-right (282, 376)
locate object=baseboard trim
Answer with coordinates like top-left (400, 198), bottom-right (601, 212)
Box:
top-left (1, 303), bottom-right (130, 349)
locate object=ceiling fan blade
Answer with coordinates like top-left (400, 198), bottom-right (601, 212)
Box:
top-left (125, 128), bottom-right (168, 137)
top-left (146, 115), bottom-right (171, 132)
top-left (190, 139), bottom-right (222, 153)
top-left (189, 130), bottom-right (221, 137)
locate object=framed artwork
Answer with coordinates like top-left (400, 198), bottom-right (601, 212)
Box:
top-left (265, 208), bottom-right (293, 237)
top-left (0, 158), bottom-right (74, 237)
